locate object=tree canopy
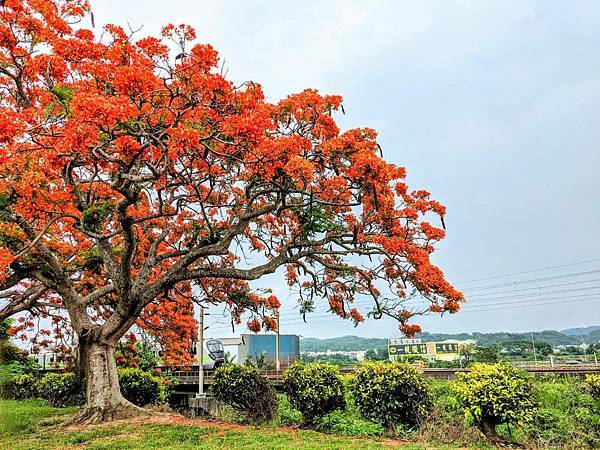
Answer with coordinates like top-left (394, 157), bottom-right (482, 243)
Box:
top-left (0, 0), bottom-right (462, 381)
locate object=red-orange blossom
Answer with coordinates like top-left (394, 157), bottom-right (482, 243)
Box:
top-left (0, 0), bottom-right (463, 421)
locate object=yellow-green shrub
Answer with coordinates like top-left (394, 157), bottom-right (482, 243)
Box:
top-left (453, 363), bottom-right (536, 438)
top-left (0, 373), bottom-right (38, 400)
top-left (283, 362), bottom-right (346, 425)
top-left (38, 372), bottom-right (83, 407)
top-left (584, 374), bottom-right (600, 399)
top-left (118, 368), bottom-right (169, 406)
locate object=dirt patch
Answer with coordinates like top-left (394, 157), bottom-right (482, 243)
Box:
top-left (59, 411), bottom-right (421, 447)
top-left (61, 411), bottom-right (248, 433)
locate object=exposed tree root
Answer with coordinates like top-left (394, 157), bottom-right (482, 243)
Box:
top-left (62, 401), bottom-right (150, 427)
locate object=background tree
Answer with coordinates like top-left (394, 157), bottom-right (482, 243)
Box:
top-left (300, 353), bottom-right (358, 366)
top-left (0, 0), bottom-right (463, 423)
top-left (496, 340), bottom-right (553, 359)
top-left (364, 347), bottom-right (389, 361)
top-left (0, 318), bottom-right (27, 364)
top-left (459, 344), bottom-right (500, 366)
top-left (115, 332), bottom-right (161, 371)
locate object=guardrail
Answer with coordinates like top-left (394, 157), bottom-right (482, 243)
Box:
top-left (165, 364), bottom-right (600, 386)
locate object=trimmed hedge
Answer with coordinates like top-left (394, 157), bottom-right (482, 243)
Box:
top-left (1, 368), bottom-right (169, 408)
top-left (283, 363), bottom-right (346, 425)
top-left (118, 368), bottom-right (169, 406)
top-left (38, 372), bottom-right (83, 407)
top-left (211, 364), bottom-right (277, 423)
top-left (0, 373), bottom-right (38, 400)
top-left (351, 362), bottom-right (431, 430)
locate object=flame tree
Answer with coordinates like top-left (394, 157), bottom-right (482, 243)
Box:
top-left (0, 0), bottom-right (463, 423)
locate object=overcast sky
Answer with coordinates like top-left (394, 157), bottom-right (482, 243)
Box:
top-left (93, 1), bottom-right (600, 339)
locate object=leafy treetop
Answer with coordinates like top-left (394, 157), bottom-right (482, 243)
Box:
top-left (0, 0), bottom-right (463, 365)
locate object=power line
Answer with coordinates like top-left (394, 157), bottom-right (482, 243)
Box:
top-left (205, 297), bottom-right (600, 333)
top-left (205, 291), bottom-right (600, 332)
top-left (202, 261), bottom-right (600, 333)
top-left (271, 270), bottom-right (600, 318)
top-left (203, 280), bottom-right (600, 328)
top-left (463, 278), bottom-right (600, 298)
top-left (267, 281), bottom-right (600, 319)
top-left (455, 257), bottom-right (600, 284)
top-left (459, 269), bottom-right (600, 292)
top-left (460, 296), bottom-right (600, 314)
top-left (459, 291), bottom-right (600, 311)
top-left (412, 285), bottom-right (600, 305)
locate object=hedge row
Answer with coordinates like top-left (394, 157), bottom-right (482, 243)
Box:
top-left (4, 361), bottom-right (595, 442)
top-left (1, 368), bottom-right (169, 407)
top-left (212, 361), bottom-right (435, 430)
top-left (212, 361), bottom-right (547, 439)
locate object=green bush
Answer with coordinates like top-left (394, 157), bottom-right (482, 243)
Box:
top-left (211, 364), bottom-right (277, 423)
top-left (427, 378), bottom-right (462, 418)
top-left (0, 373), bottom-right (38, 400)
top-left (351, 362), bottom-right (431, 431)
top-left (283, 362), bottom-right (346, 426)
top-left (584, 374), bottom-right (600, 399)
top-left (453, 363), bottom-right (536, 438)
top-left (0, 349), bottom-right (38, 399)
top-left (118, 368), bottom-right (168, 406)
top-left (38, 372), bottom-right (83, 407)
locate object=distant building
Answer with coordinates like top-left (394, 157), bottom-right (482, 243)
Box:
top-left (302, 350), bottom-right (367, 361)
top-left (555, 343), bottom-right (590, 351)
top-left (237, 334), bottom-right (300, 367)
top-left (32, 351), bottom-right (64, 370)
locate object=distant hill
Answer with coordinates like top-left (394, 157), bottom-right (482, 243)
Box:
top-left (300, 327), bottom-right (600, 352)
top-left (301, 335), bottom-right (387, 352)
top-left (419, 330), bottom-right (580, 347)
top-left (561, 325), bottom-right (600, 336)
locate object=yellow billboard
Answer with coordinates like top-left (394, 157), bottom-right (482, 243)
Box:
top-left (388, 342), bottom-right (461, 359)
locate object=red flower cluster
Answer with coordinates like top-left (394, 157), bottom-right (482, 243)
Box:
top-left (0, 0), bottom-right (464, 367)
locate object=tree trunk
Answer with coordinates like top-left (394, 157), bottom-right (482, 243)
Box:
top-left (480, 418), bottom-right (499, 440)
top-left (65, 339), bottom-right (148, 425)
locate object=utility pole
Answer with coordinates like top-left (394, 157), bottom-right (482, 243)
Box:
top-left (531, 332), bottom-right (538, 365)
top-left (580, 330), bottom-right (587, 362)
top-left (197, 305), bottom-right (205, 398)
top-left (275, 310), bottom-right (281, 372)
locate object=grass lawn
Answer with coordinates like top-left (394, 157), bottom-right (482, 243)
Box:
top-left (0, 399), bottom-right (488, 450)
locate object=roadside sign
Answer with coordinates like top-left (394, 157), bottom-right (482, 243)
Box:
top-left (435, 343), bottom-right (459, 355)
top-left (388, 343), bottom-right (427, 356)
top-left (388, 341), bottom-right (463, 360)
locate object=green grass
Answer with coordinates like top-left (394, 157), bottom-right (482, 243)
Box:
top-left (2, 375), bottom-right (597, 449)
top-left (0, 398), bottom-right (78, 434)
top-left (0, 399), bottom-right (471, 449)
